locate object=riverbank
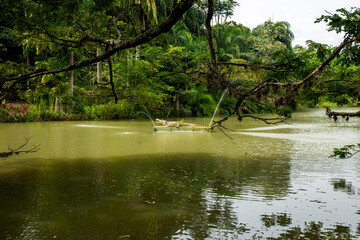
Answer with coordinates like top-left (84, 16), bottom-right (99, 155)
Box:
top-left (0, 102), bottom-right (136, 122)
top-left (1, 101), bottom-right (356, 123)
top-left (0, 102), bottom-right (194, 123)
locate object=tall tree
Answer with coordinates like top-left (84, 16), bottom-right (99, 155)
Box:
top-left (69, 51), bottom-right (74, 96)
top-left (210, 8), bottom-right (358, 129)
top-left (251, 20), bottom-right (294, 63)
top-left (214, 22), bottom-right (250, 61)
top-left (0, 0), bottom-right (197, 102)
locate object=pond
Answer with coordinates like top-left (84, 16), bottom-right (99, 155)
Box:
top-left (0, 109), bottom-right (360, 239)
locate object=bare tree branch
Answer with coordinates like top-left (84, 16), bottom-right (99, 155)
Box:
top-left (241, 115), bottom-right (288, 124)
top-left (213, 124), bottom-right (235, 141)
top-left (1, 137), bottom-right (40, 158)
top-left (113, 18), bottom-right (122, 40)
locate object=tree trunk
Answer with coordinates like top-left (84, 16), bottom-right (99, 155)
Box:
top-left (26, 55), bottom-right (30, 90)
top-left (205, 0), bottom-right (217, 87)
top-left (175, 93), bottom-right (179, 110)
top-left (174, 93), bottom-right (180, 117)
top-left (107, 57), bottom-right (118, 104)
top-left (135, 46), bottom-right (140, 61)
top-left (96, 49), bottom-right (101, 84)
top-left (55, 98), bottom-right (59, 112)
top-left (60, 100), bottom-right (63, 115)
top-left (69, 51), bottom-right (74, 96)
top-left (205, 0), bottom-right (216, 66)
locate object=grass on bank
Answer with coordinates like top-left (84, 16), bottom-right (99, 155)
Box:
top-left (0, 101), bottom-right (137, 122)
top-left (1, 98), bottom-right (358, 123)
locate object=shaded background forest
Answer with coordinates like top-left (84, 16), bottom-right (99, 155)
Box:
top-left (0, 0), bottom-right (359, 122)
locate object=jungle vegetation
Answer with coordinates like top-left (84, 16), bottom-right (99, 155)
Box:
top-left (0, 1), bottom-right (359, 126)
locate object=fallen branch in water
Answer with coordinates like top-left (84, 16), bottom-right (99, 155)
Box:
top-left (0, 137), bottom-right (40, 158)
top-left (326, 107), bottom-right (360, 121)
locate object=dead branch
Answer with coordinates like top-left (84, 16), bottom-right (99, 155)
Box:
top-left (1, 137), bottom-right (40, 158)
top-left (326, 107), bottom-right (360, 121)
top-left (241, 115), bottom-right (289, 124)
top-left (214, 125), bottom-right (235, 141)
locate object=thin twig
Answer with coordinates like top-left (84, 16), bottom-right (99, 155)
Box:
top-left (1, 137), bottom-right (40, 158)
top-left (213, 125), bottom-right (235, 142)
top-left (241, 115), bottom-right (289, 124)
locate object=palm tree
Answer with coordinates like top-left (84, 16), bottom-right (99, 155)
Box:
top-left (252, 20), bottom-right (294, 49)
top-left (213, 0), bottom-right (239, 25)
top-left (182, 5), bottom-right (206, 36)
top-left (214, 22), bottom-right (250, 61)
top-left (251, 20), bottom-right (294, 62)
top-left (273, 21), bottom-right (294, 49)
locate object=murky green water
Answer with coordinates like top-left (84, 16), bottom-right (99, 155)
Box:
top-left (0, 109), bottom-right (360, 239)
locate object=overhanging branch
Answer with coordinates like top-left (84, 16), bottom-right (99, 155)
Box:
top-left (210, 38), bottom-right (357, 128)
top-left (1, 0), bottom-right (196, 84)
top-left (292, 37), bottom-right (357, 92)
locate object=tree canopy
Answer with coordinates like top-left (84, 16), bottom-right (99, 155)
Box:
top-left (0, 1), bottom-right (359, 125)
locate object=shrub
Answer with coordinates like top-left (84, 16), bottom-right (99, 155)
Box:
top-left (0, 103), bottom-right (30, 122)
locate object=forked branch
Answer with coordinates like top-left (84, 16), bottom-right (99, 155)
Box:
top-left (241, 115), bottom-right (289, 124)
top-left (1, 137), bottom-right (40, 158)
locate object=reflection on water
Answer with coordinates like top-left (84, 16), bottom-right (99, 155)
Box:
top-left (261, 213), bottom-right (292, 228)
top-left (236, 131), bottom-right (342, 143)
top-left (261, 219), bottom-right (356, 240)
top-left (0, 109), bottom-right (360, 239)
top-left (75, 124), bottom-right (124, 129)
top-left (0, 154), bottom-right (291, 239)
top-left (330, 178), bottom-right (357, 195)
top-left (259, 212), bottom-right (358, 239)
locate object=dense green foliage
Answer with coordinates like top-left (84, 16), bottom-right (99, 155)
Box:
top-left (330, 144), bottom-right (360, 159)
top-left (0, 1), bottom-right (359, 122)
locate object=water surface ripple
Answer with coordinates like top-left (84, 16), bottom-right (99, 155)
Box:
top-left (0, 109), bottom-right (359, 239)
